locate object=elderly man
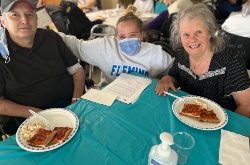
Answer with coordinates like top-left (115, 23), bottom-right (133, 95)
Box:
top-left (0, 0), bottom-right (84, 135)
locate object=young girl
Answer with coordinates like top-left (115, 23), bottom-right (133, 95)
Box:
top-left (59, 5), bottom-right (174, 87)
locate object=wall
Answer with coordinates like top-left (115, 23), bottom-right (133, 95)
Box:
top-left (102, 0), bottom-right (119, 9)
top-left (101, 0), bottom-right (135, 10)
top-left (120, 0), bottom-right (135, 8)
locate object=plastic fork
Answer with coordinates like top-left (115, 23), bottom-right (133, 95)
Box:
top-left (29, 110), bottom-right (55, 130)
top-left (163, 91), bottom-right (185, 104)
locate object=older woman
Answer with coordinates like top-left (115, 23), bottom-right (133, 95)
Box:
top-left (155, 3), bottom-right (250, 117)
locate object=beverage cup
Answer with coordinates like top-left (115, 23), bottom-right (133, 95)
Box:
top-left (92, 7), bottom-right (98, 12)
top-left (172, 132), bottom-right (195, 165)
top-left (108, 10), bottom-right (113, 17)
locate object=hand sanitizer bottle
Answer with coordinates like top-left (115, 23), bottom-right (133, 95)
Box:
top-left (115, 4), bottom-right (120, 16)
top-left (148, 132), bottom-right (178, 165)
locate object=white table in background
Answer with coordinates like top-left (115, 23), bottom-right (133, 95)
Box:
top-left (86, 9), bottom-right (158, 34)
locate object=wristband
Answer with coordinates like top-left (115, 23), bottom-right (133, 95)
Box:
top-left (72, 98), bottom-right (81, 101)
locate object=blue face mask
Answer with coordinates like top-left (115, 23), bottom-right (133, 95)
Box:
top-left (0, 26), bottom-right (10, 63)
top-left (119, 38), bottom-right (141, 56)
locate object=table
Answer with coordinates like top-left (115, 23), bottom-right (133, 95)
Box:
top-left (86, 9), bottom-right (158, 34)
top-left (0, 73), bottom-right (249, 165)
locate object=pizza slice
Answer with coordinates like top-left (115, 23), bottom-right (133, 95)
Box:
top-left (26, 128), bottom-right (57, 147)
top-left (198, 109), bottom-right (221, 123)
top-left (50, 127), bottom-right (73, 144)
top-left (179, 104), bottom-right (203, 117)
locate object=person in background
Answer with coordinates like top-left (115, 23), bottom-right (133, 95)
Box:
top-left (59, 0), bottom-right (105, 40)
top-left (155, 3), bottom-right (250, 117)
top-left (217, 0), bottom-right (243, 19)
top-left (77, 0), bottom-right (97, 13)
top-left (59, 5), bottom-right (174, 87)
top-left (222, 0), bottom-right (250, 38)
top-left (143, 0), bottom-right (173, 30)
top-left (168, 0), bottom-right (197, 15)
top-left (0, 0), bottom-right (85, 133)
top-left (144, 0), bottom-right (204, 31)
top-left (133, 0), bottom-right (154, 13)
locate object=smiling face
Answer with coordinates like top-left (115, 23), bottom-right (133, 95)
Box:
top-left (117, 20), bottom-right (142, 41)
top-left (1, 1), bottom-right (37, 42)
top-left (179, 17), bottom-right (212, 58)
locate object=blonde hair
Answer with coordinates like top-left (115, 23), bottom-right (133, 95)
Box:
top-left (116, 5), bottom-right (143, 32)
top-left (122, 4), bottom-right (137, 15)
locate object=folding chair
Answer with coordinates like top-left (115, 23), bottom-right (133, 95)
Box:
top-left (221, 30), bottom-right (250, 69)
top-left (86, 24), bottom-right (116, 89)
top-left (36, 5), bottom-right (58, 32)
top-left (45, 4), bottom-right (74, 35)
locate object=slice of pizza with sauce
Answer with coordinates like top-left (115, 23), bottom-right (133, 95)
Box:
top-left (198, 109), bottom-right (221, 123)
top-left (50, 127), bottom-right (73, 144)
top-left (179, 104), bottom-right (203, 117)
top-left (26, 128), bottom-right (57, 147)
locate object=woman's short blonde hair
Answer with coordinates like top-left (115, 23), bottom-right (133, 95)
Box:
top-left (170, 3), bottom-right (224, 53)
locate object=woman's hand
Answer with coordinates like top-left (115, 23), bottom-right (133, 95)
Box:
top-left (155, 75), bottom-right (177, 96)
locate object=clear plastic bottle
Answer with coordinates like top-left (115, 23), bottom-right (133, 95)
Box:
top-left (115, 4), bottom-right (120, 16)
top-left (148, 132), bottom-right (178, 165)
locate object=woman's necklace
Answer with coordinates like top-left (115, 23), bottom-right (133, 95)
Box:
top-left (191, 53), bottom-right (213, 70)
top-left (193, 59), bottom-right (207, 70)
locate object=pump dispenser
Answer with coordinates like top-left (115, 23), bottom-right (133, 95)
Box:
top-left (148, 132), bottom-right (178, 165)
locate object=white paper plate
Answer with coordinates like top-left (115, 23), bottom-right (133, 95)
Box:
top-left (100, 10), bottom-right (107, 14)
top-left (16, 108), bottom-right (79, 152)
top-left (172, 95), bottom-right (228, 130)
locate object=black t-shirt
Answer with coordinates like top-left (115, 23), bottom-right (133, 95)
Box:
top-left (0, 29), bottom-right (78, 123)
top-left (169, 47), bottom-right (250, 111)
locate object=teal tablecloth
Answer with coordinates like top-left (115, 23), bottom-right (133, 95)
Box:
top-left (0, 73), bottom-right (250, 164)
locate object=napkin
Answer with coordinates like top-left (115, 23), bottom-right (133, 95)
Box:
top-left (81, 88), bottom-right (118, 106)
top-left (219, 129), bottom-right (250, 165)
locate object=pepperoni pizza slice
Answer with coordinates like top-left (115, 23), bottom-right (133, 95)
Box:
top-left (179, 104), bottom-right (203, 117)
top-left (50, 127), bottom-right (73, 144)
top-left (198, 109), bottom-right (221, 123)
top-left (26, 128), bottom-right (57, 148)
